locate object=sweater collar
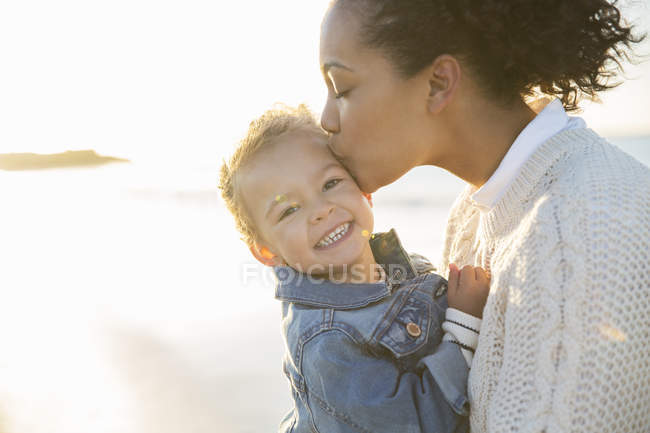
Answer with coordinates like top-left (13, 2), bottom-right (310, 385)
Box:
top-left (471, 99), bottom-right (585, 213)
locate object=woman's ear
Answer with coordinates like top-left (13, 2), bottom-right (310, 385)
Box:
top-left (426, 55), bottom-right (461, 115)
top-left (249, 243), bottom-right (284, 267)
top-left (363, 192), bottom-right (373, 208)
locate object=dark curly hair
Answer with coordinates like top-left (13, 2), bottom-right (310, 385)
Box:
top-left (333, 0), bottom-right (645, 111)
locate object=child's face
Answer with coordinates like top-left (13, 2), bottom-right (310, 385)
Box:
top-left (240, 130), bottom-right (375, 276)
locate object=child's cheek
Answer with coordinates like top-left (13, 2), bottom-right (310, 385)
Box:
top-left (287, 229), bottom-right (310, 266)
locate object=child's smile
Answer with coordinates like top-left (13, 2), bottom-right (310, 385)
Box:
top-left (314, 221), bottom-right (352, 249)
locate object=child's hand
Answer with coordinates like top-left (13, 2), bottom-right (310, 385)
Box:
top-left (447, 263), bottom-right (490, 318)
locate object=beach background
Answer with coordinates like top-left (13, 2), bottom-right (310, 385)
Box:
top-left (0, 1), bottom-right (649, 432)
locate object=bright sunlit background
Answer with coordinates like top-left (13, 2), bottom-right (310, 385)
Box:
top-left (0, 1), bottom-right (648, 432)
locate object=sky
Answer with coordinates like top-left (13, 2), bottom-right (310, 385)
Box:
top-left (0, 0), bottom-right (648, 167)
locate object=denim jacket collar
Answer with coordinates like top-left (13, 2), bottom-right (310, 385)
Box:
top-left (274, 229), bottom-right (418, 309)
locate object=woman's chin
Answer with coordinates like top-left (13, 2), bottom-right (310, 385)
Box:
top-left (356, 176), bottom-right (379, 194)
top-left (356, 169), bottom-right (401, 194)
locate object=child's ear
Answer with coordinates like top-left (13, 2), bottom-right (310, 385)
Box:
top-left (249, 243), bottom-right (284, 267)
top-left (363, 193), bottom-right (373, 208)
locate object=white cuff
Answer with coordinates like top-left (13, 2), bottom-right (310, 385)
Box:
top-left (442, 308), bottom-right (482, 367)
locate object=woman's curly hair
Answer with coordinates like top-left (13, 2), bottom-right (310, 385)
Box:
top-left (334, 0), bottom-right (645, 110)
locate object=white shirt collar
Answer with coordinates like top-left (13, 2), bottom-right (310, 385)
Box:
top-left (470, 99), bottom-right (586, 212)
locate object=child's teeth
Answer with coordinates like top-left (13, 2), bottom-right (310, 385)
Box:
top-left (316, 222), bottom-right (350, 248)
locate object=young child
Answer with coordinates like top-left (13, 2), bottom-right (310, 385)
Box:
top-left (219, 105), bottom-right (490, 433)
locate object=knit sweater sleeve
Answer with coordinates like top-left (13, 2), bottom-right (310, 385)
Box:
top-left (442, 308), bottom-right (482, 366)
top-left (469, 142), bottom-right (650, 433)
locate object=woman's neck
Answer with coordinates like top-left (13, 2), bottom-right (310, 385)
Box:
top-left (433, 96), bottom-right (537, 189)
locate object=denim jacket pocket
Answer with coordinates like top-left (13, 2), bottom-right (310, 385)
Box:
top-left (375, 294), bottom-right (431, 358)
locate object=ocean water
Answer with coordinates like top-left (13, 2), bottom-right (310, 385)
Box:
top-left (0, 137), bottom-right (648, 433)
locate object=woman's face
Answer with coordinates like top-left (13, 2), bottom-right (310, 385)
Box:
top-left (319, 5), bottom-right (432, 193)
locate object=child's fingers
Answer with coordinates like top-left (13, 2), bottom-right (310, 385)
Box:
top-left (448, 263), bottom-right (460, 292)
top-left (475, 267), bottom-right (490, 284)
top-left (459, 265), bottom-right (475, 289)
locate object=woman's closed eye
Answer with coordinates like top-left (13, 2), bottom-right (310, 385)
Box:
top-left (327, 85), bottom-right (348, 100)
top-left (328, 77), bottom-right (350, 99)
top-left (323, 178), bottom-right (342, 191)
top-left (334, 89), bottom-right (349, 99)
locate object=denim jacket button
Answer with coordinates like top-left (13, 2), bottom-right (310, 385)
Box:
top-left (406, 322), bottom-right (421, 338)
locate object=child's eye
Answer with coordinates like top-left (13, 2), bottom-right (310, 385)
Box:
top-left (279, 205), bottom-right (298, 221)
top-left (323, 178), bottom-right (342, 191)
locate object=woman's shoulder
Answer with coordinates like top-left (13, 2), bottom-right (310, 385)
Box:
top-left (493, 133), bottom-right (650, 271)
top-left (548, 129), bottom-right (649, 188)
top-left (507, 130), bottom-right (648, 223)
top-left (484, 131), bottom-right (648, 274)
top-left (536, 131), bottom-right (649, 220)
top-left (579, 129), bottom-right (646, 171)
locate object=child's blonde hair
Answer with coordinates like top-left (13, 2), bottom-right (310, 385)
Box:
top-left (219, 104), bottom-right (324, 246)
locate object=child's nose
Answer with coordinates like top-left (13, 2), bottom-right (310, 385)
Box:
top-left (310, 201), bottom-right (335, 224)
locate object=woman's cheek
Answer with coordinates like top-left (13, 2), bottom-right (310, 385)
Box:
top-left (341, 104), bottom-right (363, 144)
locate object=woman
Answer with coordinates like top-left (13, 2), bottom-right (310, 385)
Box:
top-left (319, 1), bottom-right (649, 432)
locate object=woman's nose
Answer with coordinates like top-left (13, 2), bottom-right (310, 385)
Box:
top-left (320, 97), bottom-right (340, 134)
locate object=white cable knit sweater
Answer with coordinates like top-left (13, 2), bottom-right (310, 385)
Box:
top-left (439, 128), bottom-right (650, 433)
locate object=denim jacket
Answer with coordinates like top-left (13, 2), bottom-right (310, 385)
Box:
top-left (275, 229), bottom-right (469, 433)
